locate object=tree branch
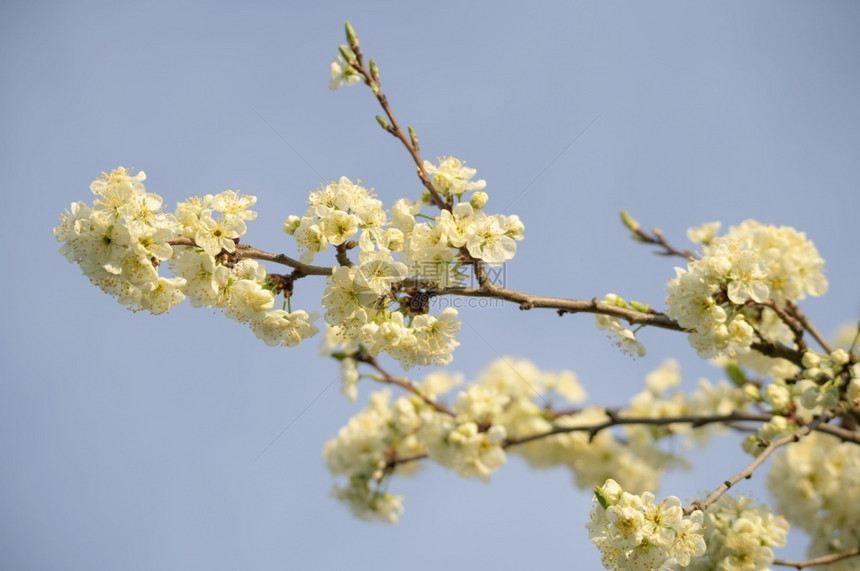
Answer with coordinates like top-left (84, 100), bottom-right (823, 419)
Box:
top-left (683, 414), bottom-right (831, 516)
top-left (354, 353), bottom-right (454, 416)
top-left (774, 547), bottom-right (860, 569)
top-left (504, 411), bottom-right (773, 447)
top-left (759, 300), bottom-right (808, 352)
top-left (786, 301), bottom-right (834, 355)
top-left (621, 212), bottom-right (698, 260)
top-left (347, 42), bottom-right (447, 211)
top-left (167, 237), bottom-right (333, 277)
top-left (435, 285), bottom-right (683, 330)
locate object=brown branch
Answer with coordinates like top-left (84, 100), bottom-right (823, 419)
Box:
top-left (547, 408), bottom-right (860, 445)
top-left (384, 412), bottom-right (767, 472)
top-left (346, 41), bottom-right (447, 211)
top-left (749, 340), bottom-right (805, 367)
top-left (435, 285), bottom-right (683, 330)
top-left (354, 353), bottom-right (454, 416)
top-left (785, 301), bottom-right (834, 354)
top-left (168, 237), bottom-right (333, 277)
top-left (626, 222), bottom-right (698, 261)
top-left (759, 300), bottom-right (807, 352)
top-left (335, 243), bottom-right (354, 267)
top-left (505, 411), bottom-right (773, 447)
top-left (774, 547), bottom-right (860, 569)
top-left (382, 407), bottom-right (860, 477)
top-left (814, 422), bottom-right (860, 445)
top-left (431, 282), bottom-right (804, 365)
top-left (683, 414), bottom-right (831, 516)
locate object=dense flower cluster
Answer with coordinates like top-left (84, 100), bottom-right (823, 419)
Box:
top-left (741, 345), bottom-right (860, 453)
top-left (323, 357), bottom-right (762, 525)
top-left (291, 167), bottom-right (523, 370)
top-left (55, 167), bottom-right (185, 314)
top-left (56, 168), bottom-right (320, 347)
top-left (768, 432), bottom-right (860, 568)
top-left (686, 495), bottom-right (789, 571)
top-left (324, 359), bottom-right (586, 520)
top-left (323, 390), bottom-right (416, 522)
top-left (623, 359), bottom-right (750, 444)
top-left (666, 220), bottom-right (827, 358)
top-left (587, 479), bottom-right (706, 570)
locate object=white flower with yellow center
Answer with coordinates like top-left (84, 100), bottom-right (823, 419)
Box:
top-left (465, 212), bottom-right (517, 265)
top-left (329, 50), bottom-right (361, 90)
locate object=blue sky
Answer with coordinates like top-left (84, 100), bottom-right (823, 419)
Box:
top-left (2, 1), bottom-right (859, 569)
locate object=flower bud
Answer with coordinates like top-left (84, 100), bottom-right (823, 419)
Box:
top-left (344, 21), bottom-right (359, 49)
top-left (283, 215), bottom-right (301, 235)
top-left (741, 382), bottom-right (761, 403)
top-left (338, 45), bottom-right (356, 65)
top-left (765, 383), bottom-right (790, 411)
top-left (801, 351), bottom-right (821, 369)
top-left (469, 191), bottom-right (488, 209)
top-left (620, 209), bottom-right (639, 232)
top-left (830, 348), bottom-right (850, 366)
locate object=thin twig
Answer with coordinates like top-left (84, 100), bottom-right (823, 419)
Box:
top-left (504, 411), bottom-right (773, 447)
top-left (683, 414), bottom-right (831, 516)
top-left (354, 353), bottom-right (454, 416)
top-left (168, 237), bottom-right (333, 276)
top-left (628, 224), bottom-right (698, 260)
top-left (760, 300), bottom-right (807, 352)
top-left (347, 42), bottom-right (447, 211)
top-left (774, 546), bottom-right (860, 569)
top-left (786, 301), bottom-right (834, 354)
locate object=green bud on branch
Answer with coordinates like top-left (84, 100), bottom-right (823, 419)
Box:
top-left (620, 209), bottom-right (639, 232)
top-left (338, 45), bottom-right (356, 65)
top-left (345, 21), bottom-right (359, 49)
top-left (725, 362), bottom-right (747, 387)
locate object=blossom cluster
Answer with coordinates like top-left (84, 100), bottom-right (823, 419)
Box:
top-left (55, 167), bottom-right (186, 314)
top-left (55, 168), bottom-right (320, 347)
top-left (587, 479), bottom-right (706, 570)
top-left (323, 357), bottom-right (760, 524)
top-left (685, 495), bottom-right (789, 571)
top-left (624, 359), bottom-right (750, 444)
top-left (742, 344), bottom-right (860, 452)
top-left (768, 432), bottom-right (860, 568)
top-left (666, 220), bottom-right (827, 359)
top-left (290, 164), bottom-right (523, 370)
top-left (323, 358), bottom-right (585, 521)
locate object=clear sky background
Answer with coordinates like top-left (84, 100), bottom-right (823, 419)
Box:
top-left (2, 1), bottom-right (859, 569)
